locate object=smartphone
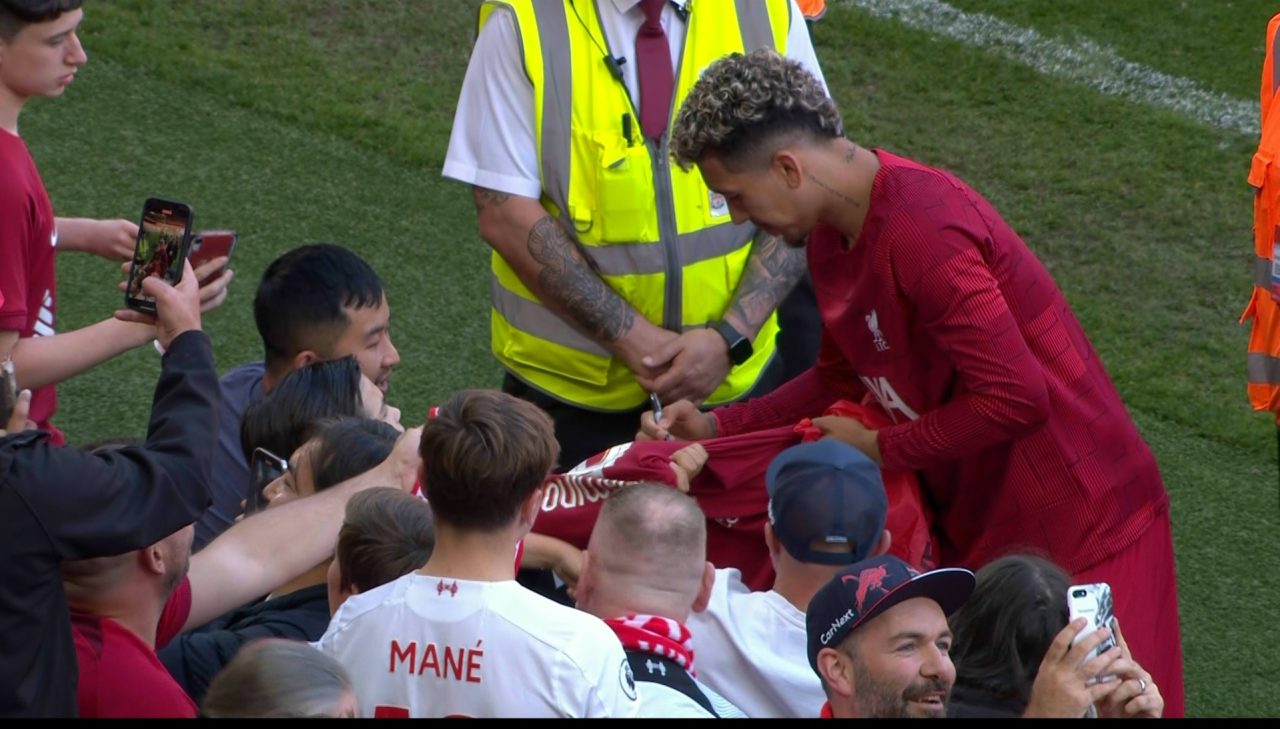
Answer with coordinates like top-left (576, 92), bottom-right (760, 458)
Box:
top-left (1, 358), bottom-right (18, 426)
top-left (188, 229), bottom-right (237, 284)
top-left (1067, 582), bottom-right (1118, 684)
top-left (247, 447), bottom-right (289, 516)
top-left (124, 197), bottom-right (194, 313)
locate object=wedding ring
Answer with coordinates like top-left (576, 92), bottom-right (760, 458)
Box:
top-left (1137, 678), bottom-right (1148, 693)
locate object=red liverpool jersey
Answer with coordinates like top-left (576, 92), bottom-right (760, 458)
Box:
top-left (717, 150), bottom-right (1167, 574)
top-left (533, 401), bottom-right (937, 591)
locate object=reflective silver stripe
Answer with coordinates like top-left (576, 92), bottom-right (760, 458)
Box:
top-left (588, 223), bottom-right (754, 276)
top-left (533, 1), bottom-right (572, 220)
top-left (654, 136), bottom-right (682, 329)
top-left (491, 275), bottom-right (611, 357)
top-left (493, 272), bottom-right (723, 351)
top-left (1248, 352), bottom-right (1280, 384)
top-left (1258, 256), bottom-right (1272, 288)
top-left (736, 0), bottom-right (777, 52)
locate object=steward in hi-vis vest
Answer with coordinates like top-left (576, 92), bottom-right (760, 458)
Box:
top-left (479, 0), bottom-right (792, 412)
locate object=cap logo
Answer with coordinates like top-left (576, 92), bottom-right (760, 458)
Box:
top-left (843, 563), bottom-right (889, 607)
top-left (820, 608), bottom-right (855, 646)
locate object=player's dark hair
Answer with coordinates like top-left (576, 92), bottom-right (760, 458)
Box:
top-left (949, 553), bottom-right (1070, 710)
top-left (0, 0), bottom-right (82, 41)
top-left (419, 389), bottom-right (557, 531)
top-left (253, 244), bottom-right (384, 371)
top-left (239, 356), bottom-right (363, 463)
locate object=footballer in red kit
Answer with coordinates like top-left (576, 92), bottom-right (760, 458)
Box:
top-left (656, 50), bottom-right (1184, 716)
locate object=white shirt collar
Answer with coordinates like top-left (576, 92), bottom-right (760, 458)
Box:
top-left (607, 0), bottom-right (691, 17)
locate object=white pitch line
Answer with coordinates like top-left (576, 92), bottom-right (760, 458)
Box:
top-left (837, 0), bottom-right (1259, 137)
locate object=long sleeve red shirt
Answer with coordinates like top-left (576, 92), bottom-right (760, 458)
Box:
top-left (715, 150), bottom-right (1167, 573)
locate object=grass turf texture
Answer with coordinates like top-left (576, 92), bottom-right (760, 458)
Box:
top-left (15, 0), bottom-right (1277, 716)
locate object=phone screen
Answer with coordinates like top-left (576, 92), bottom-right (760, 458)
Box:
top-left (125, 198), bottom-right (193, 311)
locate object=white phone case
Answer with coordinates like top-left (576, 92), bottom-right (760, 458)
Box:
top-left (1067, 582), bottom-right (1118, 683)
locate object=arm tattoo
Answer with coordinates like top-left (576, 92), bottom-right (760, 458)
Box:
top-left (806, 172), bottom-right (862, 210)
top-left (527, 216), bottom-right (635, 343)
top-left (474, 187), bottom-right (512, 211)
top-left (726, 231), bottom-right (808, 334)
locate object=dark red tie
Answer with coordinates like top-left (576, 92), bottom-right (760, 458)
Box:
top-left (636, 0), bottom-right (674, 139)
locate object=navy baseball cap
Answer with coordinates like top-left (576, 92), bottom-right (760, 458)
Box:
top-left (805, 555), bottom-right (975, 673)
top-left (766, 439), bottom-right (888, 565)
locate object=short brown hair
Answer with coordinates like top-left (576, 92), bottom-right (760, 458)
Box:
top-left (418, 389), bottom-right (558, 530)
top-left (335, 487), bottom-right (435, 593)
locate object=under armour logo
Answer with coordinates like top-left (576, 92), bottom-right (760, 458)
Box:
top-left (866, 310), bottom-right (889, 352)
top-left (436, 580), bottom-right (458, 597)
top-left (645, 659), bottom-right (667, 677)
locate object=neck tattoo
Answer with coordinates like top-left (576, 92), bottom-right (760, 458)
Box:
top-left (806, 171), bottom-right (861, 209)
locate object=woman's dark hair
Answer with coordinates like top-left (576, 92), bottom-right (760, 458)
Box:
top-left (949, 553), bottom-right (1071, 708)
top-left (239, 356), bottom-right (362, 462)
top-left (306, 416), bottom-right (399, 493)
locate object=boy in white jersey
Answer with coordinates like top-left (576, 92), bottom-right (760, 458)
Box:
top-left (315, 389), bottom-right (638, 718)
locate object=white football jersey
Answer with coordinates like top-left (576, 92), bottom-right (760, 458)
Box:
top-left (687, 568), bottom-right (826, 718)
top-left (316, 573), bottom-right (639, 718)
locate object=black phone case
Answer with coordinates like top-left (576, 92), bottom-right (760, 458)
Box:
top-left (125, 197), bottom-right (194, 314)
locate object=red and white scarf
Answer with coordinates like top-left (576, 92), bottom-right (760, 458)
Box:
top-left (604, 614), bottom-right (696, 675)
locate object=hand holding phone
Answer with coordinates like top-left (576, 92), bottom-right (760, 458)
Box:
top-left (1067, 582), bottom-right (1118, 684)
top-left (124, 198), bottom-right (194, 314)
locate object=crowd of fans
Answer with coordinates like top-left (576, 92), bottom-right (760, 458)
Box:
top-left (1, 0), bottom-right (1181, 718)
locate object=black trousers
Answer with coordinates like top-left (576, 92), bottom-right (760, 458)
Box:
top-left (777, 270), bottom-right (823, 386)
top-left (502, 352), bottom-right (788, 471)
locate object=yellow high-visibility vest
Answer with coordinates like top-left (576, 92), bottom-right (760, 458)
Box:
top-left (481, 0), bottom-right (790, 411)
top-left (1243, 13), bottom-right (1280, 418)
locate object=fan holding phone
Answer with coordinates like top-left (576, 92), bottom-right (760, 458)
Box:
top-left (124, 198), bottom-right (194, 313)
top-left (949, 555), bottom-right (1164, 719)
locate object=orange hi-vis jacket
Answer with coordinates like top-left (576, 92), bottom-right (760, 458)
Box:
top-left (1243, 13), bottom-right (1280, 418)
top-left (796, 0), bottom-right (826, 21)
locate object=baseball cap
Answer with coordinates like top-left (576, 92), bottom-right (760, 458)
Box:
top-left (805, 555), bottom-right (975, 673)
top-left (766, 439), bottom-right (887, 565)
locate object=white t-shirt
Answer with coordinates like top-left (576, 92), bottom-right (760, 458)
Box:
top-left (443, 0), bottom-right (829, 197)
top-left (315, 573), bottom-right (640, 718)
top-left (686, 567), bottom-right (825, 718)
top-left (635, 675), bottom-right (748, 718)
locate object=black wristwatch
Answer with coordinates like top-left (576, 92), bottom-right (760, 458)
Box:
top-left (710, 320), bottom-right (753, 366)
